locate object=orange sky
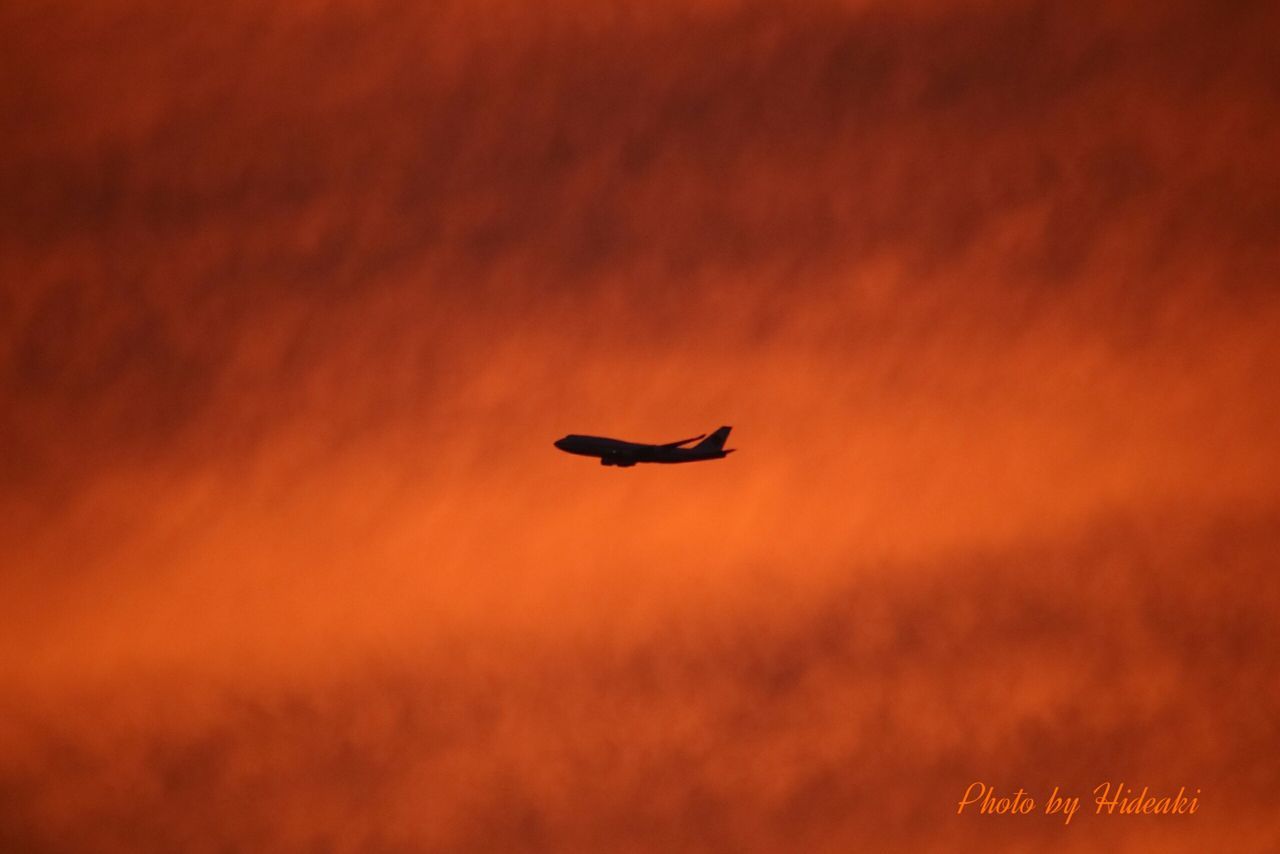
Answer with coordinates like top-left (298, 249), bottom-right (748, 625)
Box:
top-left (2, 1), bottom-right (1279, 851)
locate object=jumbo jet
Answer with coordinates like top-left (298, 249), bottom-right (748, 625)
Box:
top-left (553, 426), bottom-right (735, 467)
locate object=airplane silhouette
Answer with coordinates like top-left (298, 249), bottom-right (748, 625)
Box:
top-left (554, 426), bottom-right (735, 467)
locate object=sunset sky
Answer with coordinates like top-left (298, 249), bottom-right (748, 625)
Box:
top-left (2, 1), bottom-right (1279, 850)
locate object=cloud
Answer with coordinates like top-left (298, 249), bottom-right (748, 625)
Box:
top-left (1, 0), bottom-right (1278, 850)
top-left (3, 510), bottom-right (1278, 851)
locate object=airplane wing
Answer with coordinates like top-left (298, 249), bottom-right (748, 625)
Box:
top-left (602, 449), bottom-right (638, 466)
top-left (659, 433), bottom-right (706, 449)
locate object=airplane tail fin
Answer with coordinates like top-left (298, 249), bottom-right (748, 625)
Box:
top-left (693, 426), bottom-right (732, 453)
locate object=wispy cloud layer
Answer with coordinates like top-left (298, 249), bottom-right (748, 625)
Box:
top-left (2, 0), bottom-right (1278, 850)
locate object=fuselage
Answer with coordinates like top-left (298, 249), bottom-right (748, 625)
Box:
top-left (553, 432), bottom-right (733, 466)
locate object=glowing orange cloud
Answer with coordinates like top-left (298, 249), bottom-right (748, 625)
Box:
top-left (2, 0), bottom-right (1278, 850)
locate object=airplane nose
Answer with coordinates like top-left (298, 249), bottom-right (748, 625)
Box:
top-left (553, 438), bottom-right (566, 450)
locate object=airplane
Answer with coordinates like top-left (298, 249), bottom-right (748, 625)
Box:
top-left (553, 426), bottom-right (735, 467)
